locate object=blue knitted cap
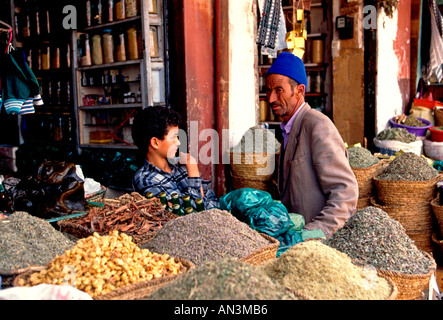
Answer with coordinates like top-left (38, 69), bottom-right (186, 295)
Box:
top-left (265, 52), bottom-right (307, 87)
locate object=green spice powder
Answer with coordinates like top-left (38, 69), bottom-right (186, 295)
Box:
top-left (261, 240), bottom-right (393, 300)
top-left (348, 146), bottom-right (380, 168)
top-left (148, 258), bottom-right (300, 300)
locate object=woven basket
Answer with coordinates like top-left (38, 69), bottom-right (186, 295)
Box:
top-left (370, 197), bottom-right (434, 232)
top-left (373, 175), bottom-right (439, 206)
top-left (375, 252), bottom-right (436, 300)
top-left (357, 196), bottom-right (371, 210)
top-left (352, 159), bottom-right (390, 198)
top-left (230, 152), bottom-right (279, 193)
top-left (370, 197), bottom-right (434, 253)
top-left (240, 233), bottom-right (280, 265)
top-left (85, 186), bottom-right (106, 203)
top-left (431, 198), bottom-right (443, 236)
top-left (13, 257), bottom-right (194, 300)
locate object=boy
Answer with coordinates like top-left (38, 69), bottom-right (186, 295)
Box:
top-left (132, 106), bottom-right (219, 210)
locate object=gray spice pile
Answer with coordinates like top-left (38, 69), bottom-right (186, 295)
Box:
top-left (232, 125), bottom-right (281, 153)
top-left (376, 128), bottom-right (417, 143)
top-left (142, 209), bottom-right (270, 266)
top-left (147, 258), bottom-right (300, 300)
top-left (348, 146), bottom-right (380, 168)
top-left (0, 211), bottom-right (76, 272)
top-left (376, 152), bottom-right (438, 181)
top-left (324, 206), bottom-right (435, 274)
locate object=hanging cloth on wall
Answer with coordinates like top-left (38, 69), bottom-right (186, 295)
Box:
top-left (257, 0), bottom-right (287, 50)
top-left (0, 20), bottom-right (42, 116)
top-left (427, 0), bottom-right (443, 83)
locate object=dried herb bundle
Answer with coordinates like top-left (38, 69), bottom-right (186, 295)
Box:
top-left (325, 206), bottom-right (435, 274)
top-left (148, 258), bottom-right (300, 300)
top-left (348, 147), bottom-right (379, 168)
top-left (261, 241), bottom-right (393, 300)
top-left (0, 211), bottom-right (75, 272)
top-left (143, 209), bottom-right (270, 266)
top-left (377, 152), bottom-right (438, 181)
top-left (376, 128), bottom-right (417, 143)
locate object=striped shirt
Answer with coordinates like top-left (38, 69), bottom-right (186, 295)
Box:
top-left (132, 159), bottom-right (219, 210)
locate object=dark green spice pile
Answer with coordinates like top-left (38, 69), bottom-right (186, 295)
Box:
top-left (376, 152), bottom-right (438, 181)
top-left (403, 115), bottom-right (425, 127)
top-left (147, 258), bottom-right (300, 300)
top-left (0, 211), bottom-right (76, 272)
top-left (324, 206), bottom-right (435, 274)
top-left (376, 128), bottom-right (417, 143)
top-left (348, 147), bottom-right (379, 168)
top-left (143, 209), bottom-right (271, 266)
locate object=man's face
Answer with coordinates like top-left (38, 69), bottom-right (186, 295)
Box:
top-left (266, 74), bottom-right (305, 122)
top-left (157, 125), bottom-right (180, 159)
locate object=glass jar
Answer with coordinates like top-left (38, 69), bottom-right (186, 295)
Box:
top-left (92, 34), bottom-right (103, 65)
top-left (127, 26), bottom-right (139, 60)
top-left (41, 44), bottom-right (50, 70)
top-left (102, 29), bottom-right (114, 64)
top-left (115, 0), bottom-right (125, 20)
top-left (125, 0), bottom-right (138, 18)
top-left (116, 30), bottom-right (126, 62)
top-left (51, 47), bottom-right (60, 69)
top-left (80, 34), bottom-right (92, 66)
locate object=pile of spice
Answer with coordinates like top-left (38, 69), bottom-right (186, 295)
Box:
top-left (376, 152), bottom-right (438, 181)
top-left (232, 125), bottom-right (281, 153)
top-left (376, 128), bottom-right (417, 143)
top-left (148, 258), bottom-right (300, 300)
top-left (261, 240), bottom-right (393, 300)
top-left (0, 211), bottom-right (75, 272)
top-left (142, 209), bottom-right (271, 266)
top-left (403, 115), bottom-right (426, 127)
top-left (348, 146), bottom-right (380, 168)
top-left (324, 206), bottom-right (435, 274)
top-left (17, 231), bottom-right (183, 298)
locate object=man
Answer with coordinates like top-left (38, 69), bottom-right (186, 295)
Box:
top-left (132, 106), bottom-right (219, 210)
top-left (265, 52), bottom-right (358, 238)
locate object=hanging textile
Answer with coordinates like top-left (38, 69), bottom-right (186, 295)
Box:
top-left (257, 0), bottom-right (287, 51)
top-left (427, 0), bottom-right (443, 83)
top-left (0, 21), bottom-right (42, 116)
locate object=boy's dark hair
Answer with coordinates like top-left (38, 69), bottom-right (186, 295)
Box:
top-left (132, 106), bottom-right (181, 155)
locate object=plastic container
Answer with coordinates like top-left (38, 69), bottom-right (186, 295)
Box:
top-left (389, 116), bottom-right (432, 137)
top-left (428, 126), bottom-right (443, 142)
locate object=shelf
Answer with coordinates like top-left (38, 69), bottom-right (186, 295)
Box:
top-left (79, 103), bottom-right (143, 110)
top-left (306, 92), bottom-right (327, 97)
top-left (77, 60), bottom-right (143, 71)
top-left (82, 16), bottom-right (141, 32)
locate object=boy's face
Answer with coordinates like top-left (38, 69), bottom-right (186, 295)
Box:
top-left (157, 125), bottom-right (180, 159)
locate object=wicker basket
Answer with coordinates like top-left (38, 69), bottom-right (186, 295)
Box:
top-left (431, 198), bottom-right (443, 236)
top-left (357, 196), bottom-right (371, 210)
top-left (13, 257), bottom-right (194, 300)
top-left (370, 197), bottom-right (434, 253)
top-left (373, 175), bottom-right (439, 206)
top-left (240, 233), bottom-right (280, 265)
top-left (352, 159), bottom-right (390, 198)
top-left (375, 252), bottom-right (436, 300)
top-left (230, 152), bottom-right (279, 193)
